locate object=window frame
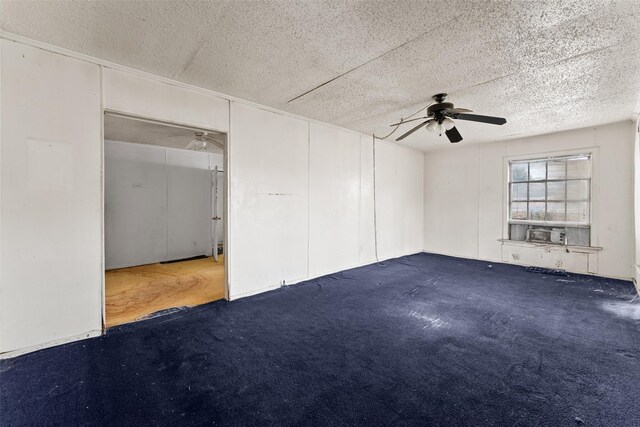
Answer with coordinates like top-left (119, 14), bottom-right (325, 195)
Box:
top-left (508, 154), bottom-right (591, 227)
top-left (503, 148), bottom-right (597, 248)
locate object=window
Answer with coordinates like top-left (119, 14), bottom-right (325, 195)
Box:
top-left (508, 154), bottom-right (591, 246)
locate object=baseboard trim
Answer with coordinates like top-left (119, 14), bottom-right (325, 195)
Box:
top-left (228, 271), bottom-right (362, 300)
top-left (0, 329), bottom-right (101, 360)
top-left (227, 255), bottom-right (412, 301)
top-left (229, 284), bottom-right (281, 301)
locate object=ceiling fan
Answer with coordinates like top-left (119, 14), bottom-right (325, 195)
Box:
top-left (392, 93), bottom-right (507, 143)
top-left (185, 131), bottom-right (224, 151)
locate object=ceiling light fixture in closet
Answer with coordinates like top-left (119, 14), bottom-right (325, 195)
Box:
top-left (186, 132), bottom-right (210, 151)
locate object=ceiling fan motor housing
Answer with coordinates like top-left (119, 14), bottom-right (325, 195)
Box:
top-left (427, 102), bottom-right (454, 123)
top-left (432, 93), bottom-right (448, 103)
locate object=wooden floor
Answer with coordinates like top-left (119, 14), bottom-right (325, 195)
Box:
top-left (105, 256), bottom-right (225, 328)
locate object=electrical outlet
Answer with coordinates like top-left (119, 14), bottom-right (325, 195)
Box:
top-left (132, 183), bottom-right (142, 189)
top-left (512, 253), bottom-right (520, 260)
top-left (554, 259), bottom-right (563, 268)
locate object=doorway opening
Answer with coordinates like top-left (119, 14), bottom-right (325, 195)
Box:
top-left (103, 112), bottom-right (227, 328)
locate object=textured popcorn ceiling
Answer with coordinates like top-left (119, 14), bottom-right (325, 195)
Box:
top-left (2, 0), bottom-right (640, 150)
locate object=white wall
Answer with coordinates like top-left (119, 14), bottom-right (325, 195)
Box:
top-left (104, 140), bottom-right (167, 268)
top-left (228, 102), bottom-right (310, 298)
top-left (359, 136), bottom-right (377, 264)
top-left (105, 140), bottom-right (219, 269)
top-left (102, 68), bottom-right (230, 132)
top-left (0, 40), bottom-right (103, 353)
top-left (634, 114), bottom-right (640, 289)
top-left (375, 140), bottom-right (425, 261)
top-left (0, 38), bottom-right (425, 356)
top-left (424, 122), bottom-right (635, 279)
top-left (165, 148), bottom-right (213, 261)
top-left (308, 123), bottom-right (362, 277)
top-left (228, 103), bottom-right (424, 299)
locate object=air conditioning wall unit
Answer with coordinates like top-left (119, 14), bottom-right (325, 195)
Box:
top-left (526, 226), bottom-right (565, 244)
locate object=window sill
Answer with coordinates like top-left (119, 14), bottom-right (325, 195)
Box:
top-left (499, 239), bottom-right (602, 253)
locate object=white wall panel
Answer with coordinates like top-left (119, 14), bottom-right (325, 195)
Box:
top-left (592, 123), bottom-right (634, 278)
top-left (634, 115), bottom-right (640, 288)
top-left (228, 102), bottom-right (309, 298)
top-left (374, 141), bottom-right (399, 260)
top-left (105, 141), bottom-right (167, 269)
top-left (477, 143), bottom-right (506, 262)
top-left (423, 146), bottom-right (480, 259)
top-left (228, 112), bottom-right (423, 298)
top-left (308, 123), bottom-right (361, 277)
top-left (103, 68), bottom-right (229, 132)
top-left (359, 136), bottom-right (376, 265)
top-left (397, 145), bottom-right (425, 255)
top-left (0, 40), bottom-right (102, 353)
top-left (166, 148), bottom-right (212, 260)
top-left (375, 140), bottom-right (424, 261)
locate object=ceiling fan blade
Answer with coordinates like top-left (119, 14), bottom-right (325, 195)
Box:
top-left (204, 135), bottom-right (225, 150)
top-left (445, 126), bottom-right (463, 143)
top-left (390, 116), bottom-right (430, 127)
top-left (396, 120), bottom-right (430, 141)
top-left (443, 108), bottom-right (473, 114)
top-left (454, 113), bottom-right (506, 125)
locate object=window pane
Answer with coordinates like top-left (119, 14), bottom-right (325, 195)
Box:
top-left (547, 160), bottom-right (566, 180)
top-left (545, 202), bottom-right (565, 221)
top-left (510, 163), bottom-right (528, 182)
top-left (567, 158), bottom-right (590, 179)
top-left (567, 179), bottom-right (589, 201)
top-left (528, 202), bottom-right (545, 220)
top-left (509, 224), bottom-right (527, 241)
top-left (511, 183), bottom-right (527, 201)
top-left (566, 227), bottom-right (590, 246)
top-left (511, 202), bottom-right (527, 220)
top-left (528, 182), bottom-right (545, 200)
top-left (567, 201), bottom-right (589, 223)
top-left (529, 162), bottom-right (546, 181)
top-left (547, 181), bottom-right (565, 201)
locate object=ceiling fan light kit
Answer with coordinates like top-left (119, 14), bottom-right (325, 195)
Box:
top-left (442, 117), bottom-right (455, 130)
top-left (393, 93), bottom-right (507, 144)
top-left (425, 120), bottom-right (440, 133)
top-left (185, 131), bottom-right (226, 152)
top-left (185, 132), bottom-right (208, 151)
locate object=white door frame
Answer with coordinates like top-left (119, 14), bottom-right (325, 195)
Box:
top-left (101, 110), bottom-right (230, 331)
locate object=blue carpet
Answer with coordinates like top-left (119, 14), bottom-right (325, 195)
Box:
top-left (1, 253), bottom-right (639, 426)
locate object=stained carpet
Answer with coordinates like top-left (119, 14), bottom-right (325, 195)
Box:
top-left (1, 253), bottom-right (639, 426)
